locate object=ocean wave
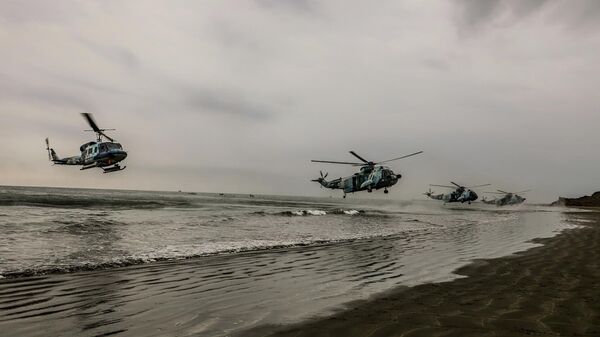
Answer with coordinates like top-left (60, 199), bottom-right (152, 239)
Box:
top-left (275, 209), bottom-right (365, 216)
top-left (0, 234), bottom-right (420, 279)
top-left (0, 193), bottom-right (192, 209)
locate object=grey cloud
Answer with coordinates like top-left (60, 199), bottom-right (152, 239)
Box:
top-left (422, 58), bottom-right (449, 71)
top-left (0, 1), bottom-right (84, 24)
top-left (455, 0), bottom-right (548, 29)
top-left (0, 76), bottom-right (95, 111)
top-left (185, 89), bottom-right (272, 120)
top-left (77, 39), bottom-right (141, 70)
top-left (455, 0), bottom-right (600, 31)
top-left (22, 90), bottom-right (95, 111)
top-left (254, 0), bottom-right (314, 12)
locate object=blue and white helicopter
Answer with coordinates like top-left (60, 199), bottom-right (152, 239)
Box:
top-left (45, 113), bottom-right (127, 173)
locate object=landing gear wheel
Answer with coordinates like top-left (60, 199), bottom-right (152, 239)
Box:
top-left (384, 189), bottom-right (388, 194)
top-left (368, 189), bottom-right (372, 193)
top-left (343, 194), bottom-right (346, 199)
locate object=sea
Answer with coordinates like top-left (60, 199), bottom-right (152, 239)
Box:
top-left (0, 186), bottom-right (581, 337)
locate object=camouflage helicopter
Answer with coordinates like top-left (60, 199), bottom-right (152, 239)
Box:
top-left (425, 182), bottom-right (490, 204)
top-left (311, 150), bottom-right (423, 198)
top-left (481, 189), bottom-right (530, 206)
top-left (45, 113), bottom-right (127, 173)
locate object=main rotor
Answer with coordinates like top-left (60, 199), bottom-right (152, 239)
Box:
top-left (311, 150), bottom-right (423, 168)
top-left (82, 113), bottom-right (116, 143)
top-left (430, 182), bottom-right (491, 190)
top-left (484, 189), bottom-right (531, 196)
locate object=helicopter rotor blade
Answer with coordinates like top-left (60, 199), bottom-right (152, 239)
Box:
top-left (311, 160), bottom-right (364, 165)
top-left (377, 151), bottom-right (423, 164)
top-left (430, 184), bottom-right (455, 188)
top-left (99, 131), bottom-right (114, 142)
top-left (349, 151), bottom-right (369, 164)
top-left (81, 113), bottom-right (100, 133)
top-left (497, 189), bottom-right (510, 194)
top-left (450, 182), bottom-right (462, 188)
top-left (81, 113), bottom-right (116, 142)
top-left (515, 189), bottom-right (531, 194)
top-left (468, 184), bottom-right (491, 189)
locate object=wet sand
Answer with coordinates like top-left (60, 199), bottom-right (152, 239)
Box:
top-left (238, 211), bottom-right (600, 337)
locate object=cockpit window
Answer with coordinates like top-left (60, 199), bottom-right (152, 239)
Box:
top-left (106, 143), bottom-right (122, 151)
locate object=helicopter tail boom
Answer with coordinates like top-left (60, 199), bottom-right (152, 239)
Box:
top-left (312, 171), bottom-right (343, 190)
top-left (45, 138), bottom-right (82, 165)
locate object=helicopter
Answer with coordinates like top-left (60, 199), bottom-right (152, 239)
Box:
top-left (311, 150), bottom-right (423, 198)
top-left (425, 182), bottom-right (490, 204)
top-left (481, 189), bottom-right (530, 206)
top-left (45, 113), bottom-right (127, 173)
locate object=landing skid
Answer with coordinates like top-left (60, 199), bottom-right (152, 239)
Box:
top-left (102, 164), bottom-right (126, 173)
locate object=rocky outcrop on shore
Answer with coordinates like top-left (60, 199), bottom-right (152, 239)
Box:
top-left (551, 191), bottom-right (600, 207)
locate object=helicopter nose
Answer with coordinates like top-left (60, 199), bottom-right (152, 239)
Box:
top-left (113, 150), bottom-right (127, 161)
top-left (396, 174), bottom-right (402, 179)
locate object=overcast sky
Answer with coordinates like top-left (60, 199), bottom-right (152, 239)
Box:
top-left (1, 0), bottom-right (600, 202)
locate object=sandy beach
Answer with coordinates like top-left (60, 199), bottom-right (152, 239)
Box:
top-left (238, 211), bottom-right (600, 337)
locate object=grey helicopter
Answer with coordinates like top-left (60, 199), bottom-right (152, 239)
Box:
top-left (481, 189), bottom-right (530, 206)
top-left (425, 182), bottom-right (490, 204)
top-left (45, 113), bottom-right (127, 173)
top-left (311, 150), bottom-right (423, 198)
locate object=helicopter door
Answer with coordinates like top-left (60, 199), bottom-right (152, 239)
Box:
top-left (352, 175), bottom-right (359, 190)
top-left (343, 178), bottom-right (353, 193)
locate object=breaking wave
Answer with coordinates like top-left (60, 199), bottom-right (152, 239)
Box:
top-left (275, 209), bottom-right (365, 216)
top-left (0, 233), bottom-right (422, 279)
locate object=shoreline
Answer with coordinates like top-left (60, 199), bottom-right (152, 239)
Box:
top-left (237, 211), bottom-right (600, 337)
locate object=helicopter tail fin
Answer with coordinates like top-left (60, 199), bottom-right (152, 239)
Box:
top-left (45, 138), bottom-right (61, 162)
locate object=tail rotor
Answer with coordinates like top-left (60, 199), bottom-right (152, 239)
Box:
top-left (311, 171), bottom-right (329, 188)
top-left (45, 138), bottom-right (51, 161)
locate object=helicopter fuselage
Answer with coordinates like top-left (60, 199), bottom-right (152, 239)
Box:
top-left (315, 165), bottom-right (400, 196)
top-left (425, 188), bottom-right (479, 204)
top-left (48, 140), bottom-right (127, 172)
top-left (80, 142), bottom-right (127, 168)
top-left (311, 150), bottom-right (422, 197)
top-left (482, 193), bottom-right (526, 206)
